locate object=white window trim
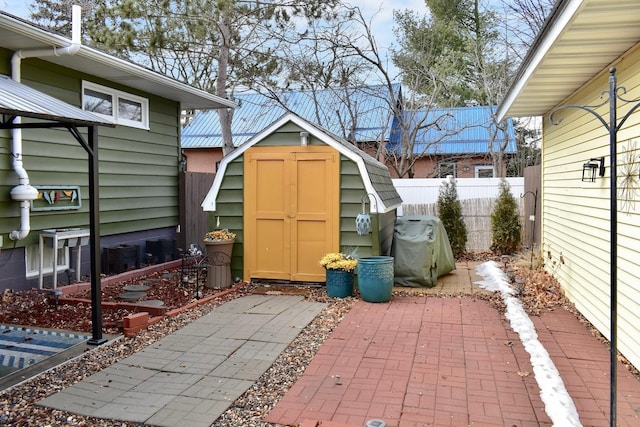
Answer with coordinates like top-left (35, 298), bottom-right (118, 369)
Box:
top-left (25, 245), bottom-right (69, 278)
top-left (474, 165), bottom-right (495, 178)
top-left (82, 81), bottom-right (149, 130)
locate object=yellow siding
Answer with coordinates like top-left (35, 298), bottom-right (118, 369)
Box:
top-left (541, 45), bottom-right (640, 370)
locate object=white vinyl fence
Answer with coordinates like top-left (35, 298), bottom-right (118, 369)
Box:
top-left (393, 178), bottom-right (525, 252)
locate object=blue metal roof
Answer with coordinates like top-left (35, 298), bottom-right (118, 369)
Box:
top-left (181, 84), bottom-right (399, 148)
top-left (387, 105), bottom-right (517, 155)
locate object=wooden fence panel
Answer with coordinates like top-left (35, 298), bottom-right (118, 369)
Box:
top-left (179, 171), bottom-right (215, 252)
top-left (401, 198), bottom-right (524, 252)
top-left (523, 165), bottom-right (541, 249)
top-left (397, 178), bottom-right (525, 252)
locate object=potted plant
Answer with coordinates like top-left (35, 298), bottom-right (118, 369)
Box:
top-left (319, 252), bottom-right (358, 298)
top-left (203, 228), bottom-right (236, 289)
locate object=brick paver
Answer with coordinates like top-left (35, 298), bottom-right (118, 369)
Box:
top-left (266, 262), bottom-right (640, 427)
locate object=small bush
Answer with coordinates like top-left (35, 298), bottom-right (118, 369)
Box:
top-left (491, 179), bottom-right (521, 255)
top-left (437, 177), bottom-right (467, 258)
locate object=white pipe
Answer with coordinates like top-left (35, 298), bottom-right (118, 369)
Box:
top-left (9, 5), bottom-right (82, 240)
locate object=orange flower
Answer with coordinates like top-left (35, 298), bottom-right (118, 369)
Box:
top-left (204, 229), bottom-right (236, 241)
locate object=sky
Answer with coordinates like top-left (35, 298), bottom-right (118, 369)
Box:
top-left (1, 0), bottom-right (30, 18)
top-left (1, 0), bottom-right (429, 51)
top-left (1, 0), bottom-right (428, 83)
top-left (1, 0), bottom-right (429, 26)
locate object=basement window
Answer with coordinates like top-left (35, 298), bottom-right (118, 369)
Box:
top-left (82, 81), bottom-right (149, 129)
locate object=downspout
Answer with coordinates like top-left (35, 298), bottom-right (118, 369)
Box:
top-left (9, 5), bottom-right (82, 240)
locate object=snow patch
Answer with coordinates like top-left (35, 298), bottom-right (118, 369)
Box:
top-left (475, 261), bottom-right (582, 427)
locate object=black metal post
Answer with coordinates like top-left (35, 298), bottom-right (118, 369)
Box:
top-left (607, 69), bottom-right (618, 427)
top-left (86, 126), bottom-right (106, 345)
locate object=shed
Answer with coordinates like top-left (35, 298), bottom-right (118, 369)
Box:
top-left (201, 113), bottom-right (402, 283)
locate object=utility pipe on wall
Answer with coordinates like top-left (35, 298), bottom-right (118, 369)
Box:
top-left (9, 5), bottom-right (82, 240)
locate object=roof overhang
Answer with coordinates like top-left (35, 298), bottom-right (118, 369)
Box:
top-left (0, 12), bottom-right (237, 111)
top-left (497, 0), bottom-right (640, 121)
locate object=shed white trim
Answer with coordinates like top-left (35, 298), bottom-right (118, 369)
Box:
top-left (201, 113), bottom-right (397, 213)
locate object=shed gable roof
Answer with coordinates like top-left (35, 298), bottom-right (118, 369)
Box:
top-left (182, 84), bottom-right (400, 148)
top-left (201, 113), bottom-right (402, 213)
top-left (498, 0), bottom-right (640, 120)
top-left (388, 105), bottom-right (516, 155)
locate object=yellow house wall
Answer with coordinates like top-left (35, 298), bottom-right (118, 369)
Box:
top-left (541, 44), bottom-right (640, 370)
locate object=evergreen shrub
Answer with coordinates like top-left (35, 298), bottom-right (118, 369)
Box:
top-left (490, 179), bottom-right (521, 255)
top-left (437, 177), bottom-right (467, 258)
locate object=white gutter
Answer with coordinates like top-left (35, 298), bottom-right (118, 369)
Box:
top-left (9, 5), bottom-right (82, 240)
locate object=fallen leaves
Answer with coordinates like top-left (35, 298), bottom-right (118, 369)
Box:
top-left (0, 268), bottom-right (217, 334)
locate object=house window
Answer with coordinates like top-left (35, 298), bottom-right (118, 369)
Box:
top-left (437, 161), bottom-right (457, 178)
top-left (475, 165), bottom-right (494, 178)
top-left (25, 245), bottom-right (69, 278)
top-left (82, 81), bottom-right (149, 129)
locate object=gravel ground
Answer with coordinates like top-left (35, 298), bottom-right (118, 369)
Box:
top-left (2, 253), bottom-right (636, 426)
top-left (0, 284), bottom-right (357, 426)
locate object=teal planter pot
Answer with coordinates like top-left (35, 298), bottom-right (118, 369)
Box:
top-left (357, 256), bottom-right (394, 303)
top-left (325, 269), bottom-right (354, 298)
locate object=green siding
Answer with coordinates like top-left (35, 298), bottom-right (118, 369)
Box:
top-left (339, 155), bottom-right (378, 258)
top-left (209, 157), bottom-right (245, 280)
top-left (208, 121), bottom-right (399, 281)
top-left (0, 52), bottom-right (182, 248)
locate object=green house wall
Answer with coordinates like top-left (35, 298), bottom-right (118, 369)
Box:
top-left (1, 53), bottom-right (182, 249)
top-left (211, 121), bottom-right (393, 281)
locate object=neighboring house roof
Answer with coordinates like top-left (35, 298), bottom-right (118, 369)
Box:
top-left (387, 105), bottom-right (517, 155)
top-left (0, 12), bottom-right (236, 110)
top-left (0, 74), bottom-right (113, 127)
top-left (497, 0), bottom-right (640, 120)
top-left (182, 84), bottom-right (400, 148)
top-left (201, 112), bottom-right (402, 213)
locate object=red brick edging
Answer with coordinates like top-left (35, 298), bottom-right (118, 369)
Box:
top-left (52, 260), bottom-right (248, 337)
top-left (121, 281), bottom-right (247, 337)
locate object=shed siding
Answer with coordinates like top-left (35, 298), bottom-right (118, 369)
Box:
top-left (210, 157), bottom-right (245, 279)
top-left (209, 122), bottom-right (395, 279)
top-left (1, 56), bottom-right (181, 249)
top-left (542, 46), bottom-right (640, 370)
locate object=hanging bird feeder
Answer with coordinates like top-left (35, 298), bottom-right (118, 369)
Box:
top-left (356, 193), bottom-right (377, 236)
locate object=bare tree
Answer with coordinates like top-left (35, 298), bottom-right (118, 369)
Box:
top-left (500, 0), bottom-right (555, 53)
top-left (290, 5), bottom-right (465, 178)
top-left (30, 0), bottom-right (342, 155)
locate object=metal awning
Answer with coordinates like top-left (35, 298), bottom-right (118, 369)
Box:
top-left (0, 74), bottom-right (114, 128)
top-left (1, 73), bottom-right (112, 345)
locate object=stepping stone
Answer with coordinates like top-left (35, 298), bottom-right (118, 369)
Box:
top-left (137, 299), bottom-right (164, 307)
top-left (118, 291), bottom-right (147, 301)
top-left (123, 285), bottom-right (150, 292)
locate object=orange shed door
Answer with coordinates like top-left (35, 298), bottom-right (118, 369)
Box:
top-left (244, 146), bottom-right (339, 282)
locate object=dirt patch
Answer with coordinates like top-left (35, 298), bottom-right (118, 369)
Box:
top-left (250, 284), bottom-right (315, 296)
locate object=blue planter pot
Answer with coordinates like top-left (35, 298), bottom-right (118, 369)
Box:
top-left (325, 269), bottom-right (354, 298)
top-left (357, 256), bottom-right (394, 303)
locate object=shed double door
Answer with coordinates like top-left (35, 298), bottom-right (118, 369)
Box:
top-left (244, 146), bottom-right (339, 282)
